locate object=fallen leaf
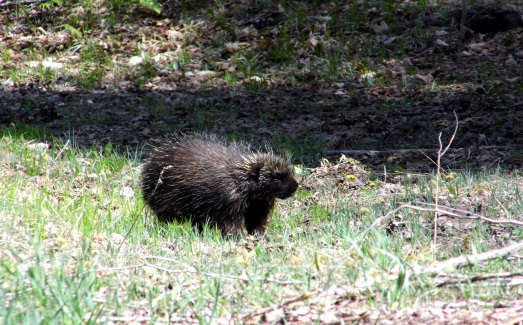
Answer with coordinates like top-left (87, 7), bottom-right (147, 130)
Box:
top-left (372, 20), bottom-right (388, 34)
top-left (435, 39), bottom-right (449, 47)
top-left (467, 42), bottom-right (486, 50)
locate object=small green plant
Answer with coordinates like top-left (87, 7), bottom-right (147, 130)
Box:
top-left (77, 65), bottom-right (104, 89)
top-left (61, 23), bottom-right (83, 39)
top-left (139, 0), bottom-right (162, 14)
top-left (347, 0), bottom-right (366, 28)
top-left (268, 27), bottom-right (295, 63)
top-left (138, 53), bottom-right (158, 79)
top-left (233, 53), bottom-right (260, 79)
top-left (34, 65), bottom-right (57, 83)
top-left (381, 0), bottom-right (399, 23)
top-left (223, 70), bottom-right (237, 85)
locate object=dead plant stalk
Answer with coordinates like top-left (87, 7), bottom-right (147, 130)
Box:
top-left (433, 112), bottom-right (459, 257)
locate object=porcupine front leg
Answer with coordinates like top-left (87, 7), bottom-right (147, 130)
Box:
top-left (244, 199), bottom-right (275, 235)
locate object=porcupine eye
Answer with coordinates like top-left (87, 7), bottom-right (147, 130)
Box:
top-left (274, 172), bottom-right (285, 180)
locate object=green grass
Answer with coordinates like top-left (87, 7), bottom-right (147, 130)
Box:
top-left (2, 0), bottom-right (521, 95)
top-left (2, 0), bottom-right (523, 321)
top-left (0, 0), bottom-right (418, 90)
top-left (1, 126), bottom-right (523, 322)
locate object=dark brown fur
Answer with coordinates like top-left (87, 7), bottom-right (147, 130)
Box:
top-left (141, 134), bottom-right (298, 237)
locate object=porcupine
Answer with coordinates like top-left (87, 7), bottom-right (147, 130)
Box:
top-left (141, 134), bottom-right (298, 237)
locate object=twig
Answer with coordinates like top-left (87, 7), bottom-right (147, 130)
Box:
top-left (241, 290), bottom-right (318, 320)
top-left (326, 145), bottom-right (516, 156)
top-left (416, 202), bottom-right (523, 226)
top-left (118, 164), bottom-right (172, 253)
top-left (509, 315), bottom-right (523, 325)
top-left (353, 204), bottom-right (410, 246)
top-left (438, 111), bottom-right (459, 158)
top-left (418, 150), bottom-right (438, 171)
top-left (146, 261), bottom-right (301, 284)
top-left (0, 0), bottom-right (47, 7)
top-left (98, 316), bottom-right (152, 323)
top-left (95, 262), bottom-right (300, 285)
top-left (434, 133), bottom-right (444, 255)
top-left (117, 207), bottom-right (144, 253)
top-left (94, 256), bottom-right (302, 285)
top-left (435, 271), bottom-right (523, 287)
top-left (460, 0), bottom-right (468, 41)
top-left (414, 239), bottom-right (523, 275)
top-left (353, 202), bottom-right (523, 251)
top-left (433, 111), bottom-right (459, 257)
top-left (94, 264), bottom-right (145, 272)
top-left (52, 140), bottom-right (70, 162)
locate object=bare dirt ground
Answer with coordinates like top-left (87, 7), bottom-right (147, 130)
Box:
top-left (1, 1), bottom-right (522, 170)
top-left (4, 81), bottom-right (522, 170)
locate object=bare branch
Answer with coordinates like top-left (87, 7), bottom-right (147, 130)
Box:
top-left (354, 202), bottom-right (523, 250)
top-left (326, 145), bottom-right (515, 156)
top-left (94, 264), bottom-right (145, 272)
top-left (94, 258), bottom-right (300, 285)
top-left (460, 0), bottom-right (468, 41)
top-left (414, 240), bottom-right (523, 275)
top-left (435, 271), bottom-right (523, 287)
top-left (241, 289), bottom-right (318, 321)
top-left (0, 0), bottom-right (46, 7)
top-left (139, 256), bottom-right (302, 284)
top-left (433, 111), bottom-right (459, 257)
top-left (440, 111), bottom-right (459, 157)
top-left (52, 140), bottom-right (70, 162)
top-left (416, 202), bottom-right (523, 226)
top-left (99, 316), bottom-right (152, 322)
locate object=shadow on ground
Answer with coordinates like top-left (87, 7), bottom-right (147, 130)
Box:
top-left (1, 83), bottom-right (522, 171)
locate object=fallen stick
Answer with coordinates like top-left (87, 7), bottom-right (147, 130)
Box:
top-left (327, 145), bottom-right (519, 156)
top-left (414, 240), bottom-right (523, 275)
top-left (0, 0), bottom-right (47, 8)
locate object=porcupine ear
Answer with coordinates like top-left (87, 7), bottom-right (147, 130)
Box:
top-left (249, 164), bottom-right (262, 181)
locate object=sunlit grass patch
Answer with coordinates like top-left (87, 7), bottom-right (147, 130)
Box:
top-left (1, 125), bottom-right (523, 322)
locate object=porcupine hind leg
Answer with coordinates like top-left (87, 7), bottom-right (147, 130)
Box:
top-left (213, 207), bottom-right (246, 239)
